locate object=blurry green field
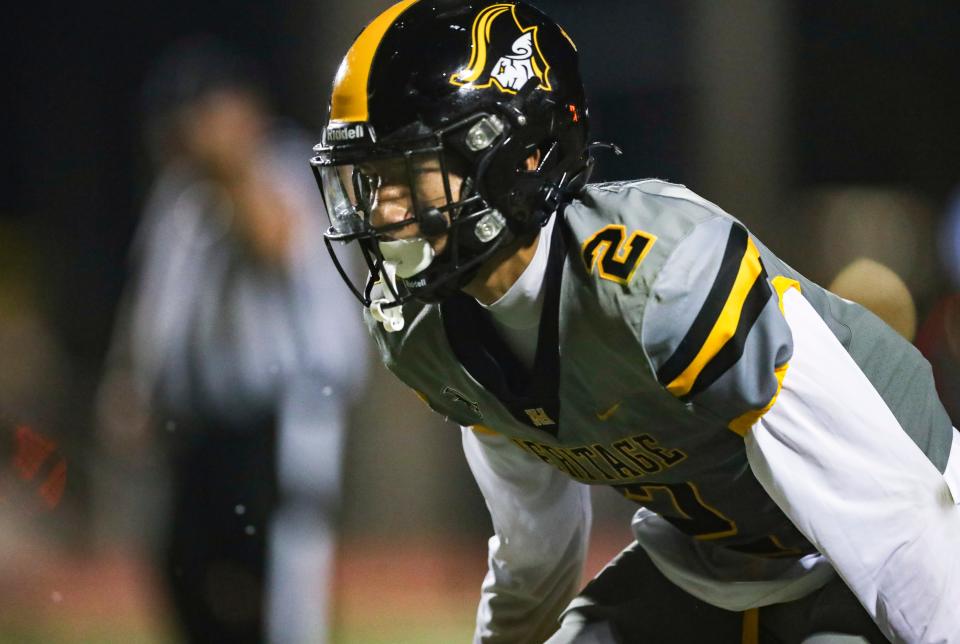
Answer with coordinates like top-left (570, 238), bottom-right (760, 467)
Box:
top-left (0, 615), bottom-right (476, 644)
top-left (0, 627), bottom-right (475, 644)
top-left (0, 538), bottom-right (481, 644)
top-left (334, 618), bottom-right (476, 644)
top-left (0, 532), bottom-right (627, 643)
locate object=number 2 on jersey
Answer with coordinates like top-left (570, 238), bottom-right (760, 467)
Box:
top-left (581, 225), bottom-right (657, 285)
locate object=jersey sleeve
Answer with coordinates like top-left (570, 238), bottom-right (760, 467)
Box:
top-left (461, 426), bottom-right (592, 644)
top-left (641, 216), bottom-right (793, 433)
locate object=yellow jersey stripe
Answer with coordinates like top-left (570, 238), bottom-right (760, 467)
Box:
top-left (771, 276), bottom-right (801, 315)
top-left (728, 363), bottom-right (788, 436)
top-left (330, 0), bottom-right (420, 122)
top-left (741, 607), bottom-right (759, 644)
top-left (727, 277), bottom-right (801, 436)
top-left (412, 389), bottom-right (430, 406)
top-left (666, 238), bottom-right (764, 397)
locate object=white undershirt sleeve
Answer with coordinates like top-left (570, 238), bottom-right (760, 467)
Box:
top-left (462, 427), bottom-right (592, 644)
top-left (745, 288), bottom-right (960, 644)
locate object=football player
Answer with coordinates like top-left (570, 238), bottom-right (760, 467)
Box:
top-left (310, 1), bottom-right (960, 642)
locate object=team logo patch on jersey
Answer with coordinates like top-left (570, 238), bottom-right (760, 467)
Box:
top-left (450, 4), bottom-right (553, 95)
top-left (441, 386), bottom-right (483, 419)
top-left (524, 407), bottom-right (556, 427)
top-left (595, 400), bottom-right (622, 422)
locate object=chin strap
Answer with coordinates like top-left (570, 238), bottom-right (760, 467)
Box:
top-left (369, 261), bottom-right (406, 333)
top-left (587, 141), bottom-right (623, 156)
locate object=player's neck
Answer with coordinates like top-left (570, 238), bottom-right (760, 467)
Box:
top-left (463, 233), bottom-right (540, 305)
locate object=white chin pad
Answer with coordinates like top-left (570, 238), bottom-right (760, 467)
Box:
top-left (378, 238), bottom-right (436, 279)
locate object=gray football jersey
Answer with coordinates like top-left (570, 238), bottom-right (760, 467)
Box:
top-left (367, 179), bottom-right (954, 556)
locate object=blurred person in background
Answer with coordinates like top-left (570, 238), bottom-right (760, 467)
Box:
top-left (828, 257), bottom-right (917, 342)
top-left (96, 36), bottom-right (365, 644)
top-left (796, 187), bottom-right (940, 311)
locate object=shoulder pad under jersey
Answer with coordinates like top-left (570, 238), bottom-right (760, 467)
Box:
top-left (641, 213), bottom-right (794, 432)
top-left (567, 180), bottom-right (794, 431)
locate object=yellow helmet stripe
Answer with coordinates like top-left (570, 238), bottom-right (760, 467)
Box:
top-left (330, 0), bottom-right (421, 123)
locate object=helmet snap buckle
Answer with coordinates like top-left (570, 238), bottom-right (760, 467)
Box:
top-left (465, 116), bottom-right (505, 152)
top-left (474, 209), bottom-right (507, 243)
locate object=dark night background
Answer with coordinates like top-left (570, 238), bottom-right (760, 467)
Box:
top-left (3, 1), bottom-right (958, 367)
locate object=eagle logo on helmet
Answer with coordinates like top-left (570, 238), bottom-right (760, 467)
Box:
top-left (450, 4), bottom-right (553, 95)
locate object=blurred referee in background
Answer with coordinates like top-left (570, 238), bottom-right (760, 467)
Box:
top-left (96, 37), bottom-right (366, 643)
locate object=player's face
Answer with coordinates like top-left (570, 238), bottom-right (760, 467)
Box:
top-left (338, 153), bottom-right (463, 255)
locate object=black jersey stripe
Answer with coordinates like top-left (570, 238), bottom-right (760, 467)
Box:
top-left (656, 224), bottom-right (749, 387)
top-left (683, 265), bottom-right (772, 401)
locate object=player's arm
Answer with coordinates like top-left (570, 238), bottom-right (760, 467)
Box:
top-left (461, 426), bottom-right (592, 644)
top-left (744, 287), bottom-right (960, 644)
top-left (642, 215), bottom-right (960, 642)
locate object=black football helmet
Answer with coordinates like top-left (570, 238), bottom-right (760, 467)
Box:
top-left (311, 0), bottom-right (591, 323)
